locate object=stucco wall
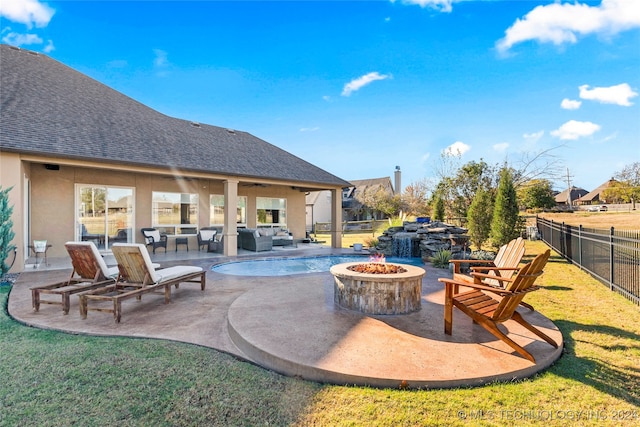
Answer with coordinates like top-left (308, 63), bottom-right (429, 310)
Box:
top-left (24, 161), bottom-right (306, 258)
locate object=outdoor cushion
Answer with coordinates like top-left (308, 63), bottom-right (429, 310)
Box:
top-left (155, 265), bottom-right (203, 283)
top-left (200, 230), bottom-right (216, 241)
top-left (148, 230), bottom-right (161, 241)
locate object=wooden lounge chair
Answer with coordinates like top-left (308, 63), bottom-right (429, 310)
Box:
top-left (438, 250), bottom-right (557, 363)
top-left (31, 241), bottom-right (118, 314)
top-left (449, 237), bottom-right (532, 310)
top-left (79, 243), bottom-right (206, 323)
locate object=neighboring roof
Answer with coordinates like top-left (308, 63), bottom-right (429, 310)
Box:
top-left (578, 179), bottom-right (618, 203)
top-left (0, 45), bottom-right (350, 189)
top-left (554, 186), bottom-right (589, 204)
top-left (344, 177), bottom-right (394, 198)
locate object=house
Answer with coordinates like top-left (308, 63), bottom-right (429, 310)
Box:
top-left (554, 186), bottom-right (589, 207)
top-left (577, 179), bottom-right (618, 205)
top-left (342, 176), bottom-right (396, 221)
top-left (0, 44), bottom-right (351, 270)
top-left (305, 190), bottom-right (332, 232)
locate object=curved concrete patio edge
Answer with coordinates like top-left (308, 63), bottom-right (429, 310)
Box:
top-left (7, 252), bottom-right (564, 390)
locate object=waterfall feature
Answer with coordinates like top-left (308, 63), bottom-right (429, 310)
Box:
top-left (392, 234), bottom-right (413, 258)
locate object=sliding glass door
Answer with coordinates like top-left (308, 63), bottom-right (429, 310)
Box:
top-left (76, 185), bottom-right (134, 248)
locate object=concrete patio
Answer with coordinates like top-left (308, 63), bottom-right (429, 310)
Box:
top-left (7, 244), bottom-right (563, 389)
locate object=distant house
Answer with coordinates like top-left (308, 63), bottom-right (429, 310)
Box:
top-left (305, 190), bottom-right (333, 232)
top-left (555, 186), bottom-right (589, 207)
top-left (0, 44), bottom-right (350, 269)
top-left (577, 179), bottom-right (618, 205)
top-left (342, 177), bottom-right (396, 221)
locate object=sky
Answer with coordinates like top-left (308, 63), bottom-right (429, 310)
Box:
top-left (2, 0), bottom-right (639, 193)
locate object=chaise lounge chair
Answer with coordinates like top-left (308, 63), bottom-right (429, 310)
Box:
top-left (438, 250), bottom-right (557, 363)
top-left (31, 241), bottom-right (119, 314)
top-left (79, 243), bottom-right (206, 323)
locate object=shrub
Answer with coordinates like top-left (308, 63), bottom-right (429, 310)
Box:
top-left (364, 237), bottom-right (378, 248)
top-left (430, 249), bottom-right (451, 269)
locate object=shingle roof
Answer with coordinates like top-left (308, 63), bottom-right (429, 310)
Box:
top-left (578, 179), bottom-right (617, 202)
top-left (0, 45), bottom-right (350, 188)
top-left (554, 186), bottom-right (588, 204)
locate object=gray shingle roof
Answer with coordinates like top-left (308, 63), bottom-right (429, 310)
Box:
top-left (0, 44), bottom-right (350, 188)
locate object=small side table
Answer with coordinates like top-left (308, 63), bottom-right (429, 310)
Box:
top-left (175, 237), bottom-right (189, 252)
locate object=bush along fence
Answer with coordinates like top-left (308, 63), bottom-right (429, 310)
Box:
top-left (536, 216), bottom-right (639, 305)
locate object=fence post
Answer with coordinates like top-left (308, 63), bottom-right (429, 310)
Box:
top-left (610, 226), bottom-right (615, 291)
top-left (578, 225), bottom-right (583, 271)
top-left (550, 220), bottom-right (554, 251)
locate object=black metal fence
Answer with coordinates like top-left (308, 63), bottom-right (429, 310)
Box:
top-left (536, 216), bottom-right (639, 306)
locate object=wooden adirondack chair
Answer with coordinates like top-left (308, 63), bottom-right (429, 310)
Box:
top-left (438, 250), bottom-right (557, 363)
top-left (449, 237), bottom-right (532, 310)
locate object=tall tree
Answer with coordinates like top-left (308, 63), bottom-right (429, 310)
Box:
top-left (401, 179), bottom-right (432, 216)
top-left (467, 187), bottom-right (493, 250)
top-left (0, 186), bottom-right (16, 275)
top-left (432, 194), bottom-right (445, 222)
top-left (490, 167), bottom-right (520, 247)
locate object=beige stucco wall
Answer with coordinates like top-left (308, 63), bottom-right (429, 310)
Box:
top-left (4, 155), bottom-right (315, 268)
top-left (0, 151), bottom-right (25, 271)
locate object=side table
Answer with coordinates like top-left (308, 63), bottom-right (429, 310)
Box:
top-left (175, 237), bottom-right (189, 252)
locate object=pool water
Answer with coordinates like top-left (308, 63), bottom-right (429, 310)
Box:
top-left (211, 255), bottom-right (424, 276)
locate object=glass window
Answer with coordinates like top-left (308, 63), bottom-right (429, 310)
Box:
top-left (210, 195), bottom-right (247, 226)
top-left (257, 197), bottom-right (286, 226)
top-left (76, 185), bottom-right (134, 249)
top-left (152, 192), bottom-right (198, 235)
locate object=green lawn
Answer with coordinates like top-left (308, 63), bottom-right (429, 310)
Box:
top-left (1, 240), bottom-right (638, 426)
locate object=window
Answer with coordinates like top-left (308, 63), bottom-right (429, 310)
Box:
top-left (210, 195), bottom-right (247, 226)
top-left (257, 197), bottom-right (286, 226)
top-left (76, 185), bottom-right (134, 248)
top-left (152, 192), bottom-right (198, 235)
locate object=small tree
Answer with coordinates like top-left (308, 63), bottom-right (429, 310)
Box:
top-left (0, 186), bottom-right (16, 275)
top-left (490, 167), bottom-right (520, 247)
top-left (467, 187), bottom-right (493, 250)
top-left (517, 179), bottom-right (556, 211)
top-left (432, 194), bottom-right (445, 222)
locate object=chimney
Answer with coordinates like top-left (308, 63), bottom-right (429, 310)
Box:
top-left (394, 166), bottom-right (401, 196)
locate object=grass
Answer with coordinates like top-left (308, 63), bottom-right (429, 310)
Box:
top-left (535, 211), bottom-right (640, 230)
top-left (1, 240), bottom-right (639, 426)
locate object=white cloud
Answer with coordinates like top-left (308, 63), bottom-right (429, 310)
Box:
top-left (397, 0), bottom-right (455, 13)
top-left (299, 127), bottom-right (319, 132)
top-left (551, 120), bottom-right (601, 140)
top-left (561, 98), bottom-right (582, 110)
top-left (496, 0), bottom-right (640, 53)
top-left (322, 95), bottom-right (331, 102)
top-left (341, 72), bottom-right (391, 97)
top-left (153, 49), bottom-right (169, 67)
top-left (0, 0), bottom-right (55, 28)
top-left (523, 131), bottom-right (544, 143)
top-left (1, 31), bottom-right (42, 46)
top-left (43, 39), bottom-right (54, 53)
top-left (442, 141), bottom-right (470, 156)
top-left (579, 83), bottom-right (638, 106)
top-left (493, 142), bottom-right (509, 152)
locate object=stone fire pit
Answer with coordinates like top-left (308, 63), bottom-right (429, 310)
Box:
top-left (330, 262), bottom-right (426, 315)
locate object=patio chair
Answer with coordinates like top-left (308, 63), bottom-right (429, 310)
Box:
top-left (141, 227), bottom-right (168, 254)
top-left (28, 240), bottom-right (52, 268)
top-left (438, 250), bottom-right (557, 363)
top-left (31, 241), bottom-right (118, 314)
top-left (79, 243), bottom-right (206, 323)
top-left (449, 237), bottom-right (532, 310)
top-left (197, 227), bottom-right (218, 251)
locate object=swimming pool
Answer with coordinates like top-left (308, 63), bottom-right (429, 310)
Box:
top-left (211, 255), bottom-right (424, 276)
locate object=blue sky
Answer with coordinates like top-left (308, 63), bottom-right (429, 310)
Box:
top-left (2, 0), bottom-right (639, 192)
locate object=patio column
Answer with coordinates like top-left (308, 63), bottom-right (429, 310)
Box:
top-left (223, 179), bottom-right (238, 256)
top-left (331, 188), bottom-right (342, 249)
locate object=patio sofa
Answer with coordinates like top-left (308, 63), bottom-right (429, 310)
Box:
top-left (237, 227), bottom-right (294, 252)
